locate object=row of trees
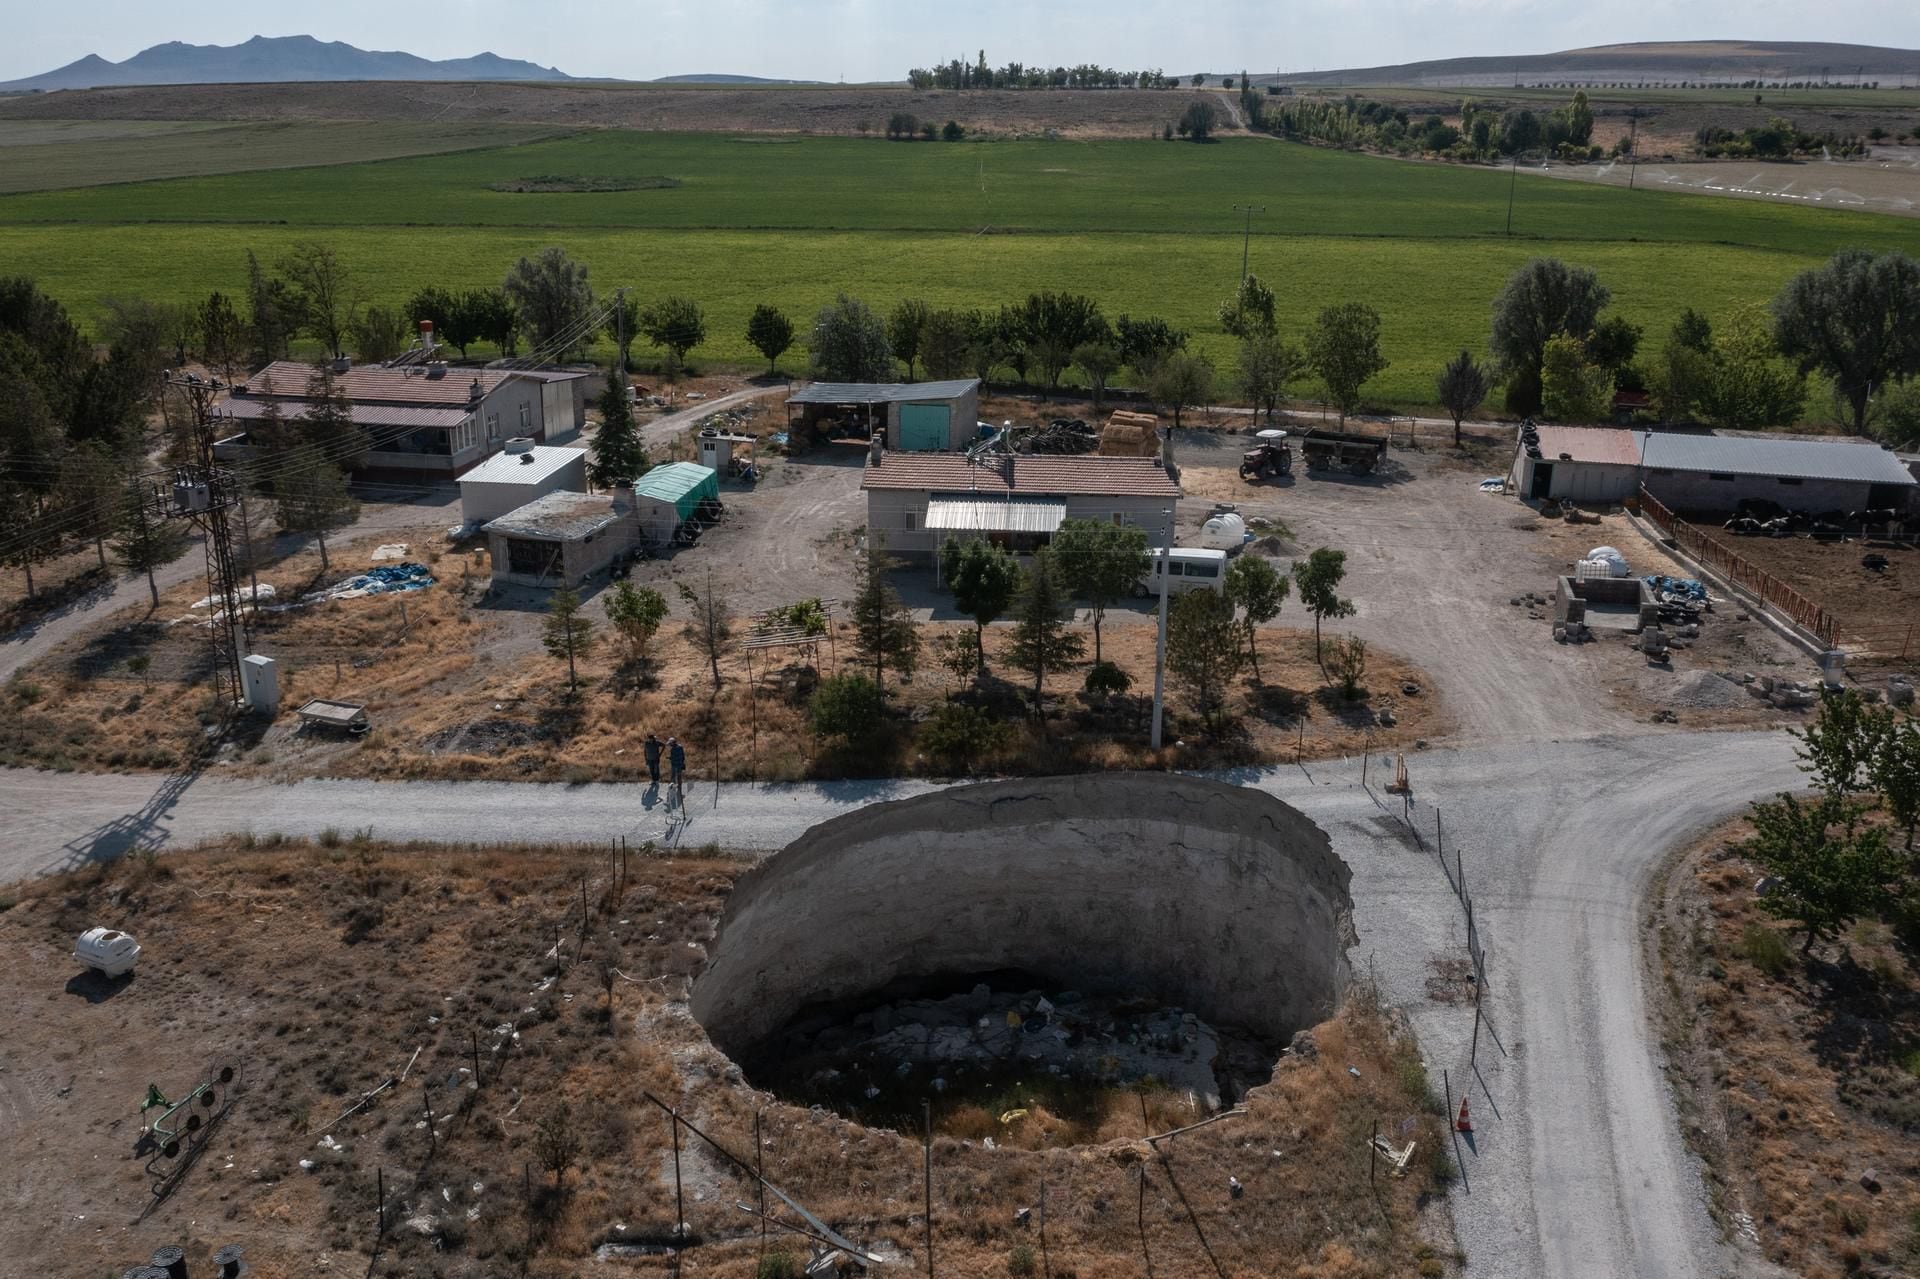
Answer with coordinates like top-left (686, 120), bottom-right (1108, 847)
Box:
top-left (1481, 249), bottom-right (1920, 436)
top-left (907, 53), bottom-right (1186, 91)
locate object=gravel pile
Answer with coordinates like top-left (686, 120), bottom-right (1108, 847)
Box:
top-left (1654, 670), bottom-right (1755, 709)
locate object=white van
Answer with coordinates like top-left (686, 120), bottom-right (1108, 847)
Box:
top-left (1133, 548), bottom-right (1229, 598)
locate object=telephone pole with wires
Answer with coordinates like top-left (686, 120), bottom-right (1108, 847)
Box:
top-left (154, 370), bottom-right (252, 713)
top-left (1232, 204), bottom-right (1266, 283)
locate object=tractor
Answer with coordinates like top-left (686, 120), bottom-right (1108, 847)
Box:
top-left (1239, 429), bottom-right (1293, 482)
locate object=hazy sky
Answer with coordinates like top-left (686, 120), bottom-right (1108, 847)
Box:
top-left (6, 0), bottom-right (1919, 83)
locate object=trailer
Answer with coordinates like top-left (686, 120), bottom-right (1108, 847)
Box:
top-left (295, 698), bottom-right (370, 736)
top-left (1299, 428), bottom-right (1388, 475)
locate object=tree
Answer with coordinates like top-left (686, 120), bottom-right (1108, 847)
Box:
top-left (1565, 90), bottom-right (1595, 146)
top-left (1071, 341), bottom-right (1122, 411)
top-left (351, 305), bottom-right (409, 363)
top-left (542, 587), bottom-right (596, 694)
top-left (1166, 588), bottom-right (1242, 727)
top-left (503, 247), bottom-right (596, 359)
top-left (300, 365), bottom-right (370, 465)
top-left (933, 629), bottom-right (982, 692)
top-left (886, 112), bottom-right (920, 140)
top-left (1327, 634), bottom-right (1368, 699)
top-left (1179, 99), bottom-right (1217, 139)
top-left (1306, 303), bottom-right (1388, 423)
top-left (1149, 351), bottom-right (1215, 429)
top-left (746, 303), bottom-right (795, 375)
top-left (1292, 547), bottom-right (1355, 661)
top-left (942, 120), bottom-right (965, 142)
top-left (922, 309), bottom-right (973, 381)
top-left (1115, 315), bottom-right (1188, 381)
top-left (1869, 713), bottom-right (1920, 852)
top-left (589, 364), bottom-right (648, 489)
top-left (940, 538), bottom-right (1022, 675)
top-left (1007, 292), bottom-right (1107, 393)
top-left (677, 577), bottom-right (733, 689)
top-left (273, 455), bottom-right (356, 572)
top-left (534, 1101), bottom-right (582, 1188)
top-left (1499, 107), bottom-right (1543, 154)
top-left (1744, 793), bottom-right (1899, 951)
top-left (1795, 688), bottom-right (1882, 798)
top-left (407, 286), bottom-right (456, 350)
top-left (1051, 518), bottom-right (1150, 664)
top-left (1540, 333), bottom-right (1614, 421)
top-left (1005, 548), bottom-right (1084, 718)
top-left (638, 296), bottom-right (707, 374)
top-left (196, 292), bottom-right (245, 382)
top-left (809, 294), bottom-right (893, 382)
top-left (603, 580), bottom-right (667, 665)
top-left (278, 242), bottom-right (356, 359)
top-left (1238, 332), bottom-right (1304, 422)
top-left (459, 287), bottom-right (517, 357)
top-left (1224, 553), bottom-right (1288, 680)
top-left (810, 672), bottom-right (886, 741)
top-left (1218, 274), bottom-right (1277, 339)
top-left (1435, 349), bottom-right (1491, 445)
top-left (244, 250), bottom-right (304, 366)
top-left (111, 475), bottom-right (189, 607)
top-left (849, 534), bottom-right (919, 688)
top-left (1770, 248), bottom-right (1920, 434)
top-left (918, 703), bottom-right (1006, 773)
top-left (888, 299), bottom-right (931, 379)
top-left (57, 444), bottom-right (121, 569)
top-left (1695, 305), bottom-right (1806, 429)
top-left (1489, 258), bottom-right (1611, 416)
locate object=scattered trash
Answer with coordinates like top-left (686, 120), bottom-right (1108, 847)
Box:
top-left (1228, 1176), bottom-right (1244, 1199)
top-left (1347, 1066), bottom-right (1361, 1079)
top-left (999, 1108), bottom-right (1029, 1125)
top-left (322, 563), bottom-right (436, 601)
top-left (370, 543), bottom-right (411, 561)
top-left (1643, 574), bottom-right (1707, 603)
top-left (1478, 477), bottom-right (1505, 492)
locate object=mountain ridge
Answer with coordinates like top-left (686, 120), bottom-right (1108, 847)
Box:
top-left (0, 34), bottom-right (571, 91)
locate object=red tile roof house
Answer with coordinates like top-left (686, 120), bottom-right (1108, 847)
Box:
top-left (860, 445), bottom-right (1181, 566)
top-left (211, 360), bottom-right (591, 485)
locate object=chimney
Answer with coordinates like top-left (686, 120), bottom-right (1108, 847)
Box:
top-left (419, 319), bottom-right (435, 354)
top-left (468, 377), bottom-right (483, 403)
top-left (611, 483), bottom-right (633, 514)
top-left (868, 431), bottom-right (885, 466)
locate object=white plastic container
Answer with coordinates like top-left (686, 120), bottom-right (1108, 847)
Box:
top-left (73, 927), bottom-right (140, 978)
top-left (1199, 512), bottom-right (1248, 551)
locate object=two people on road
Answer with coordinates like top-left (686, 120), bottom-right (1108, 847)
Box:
top-left (642, 732), bottom-right (687, 789)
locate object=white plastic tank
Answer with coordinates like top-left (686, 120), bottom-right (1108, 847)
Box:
top-left (1584, 546), bottom-right (1630, 577)
top-left (73, 927), bottom-right (140, 978)
top-left (1200, 511), bottom-right (1249, 551)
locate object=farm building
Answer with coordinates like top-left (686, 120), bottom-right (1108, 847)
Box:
top-left (457, 441), bottom-right (588, 526)
top-left (1641, 433), bottom-right (1916, 515)
top-left (213, 359), bottom-right (590, 483)
top-left (630, 462), bottom-right (721, 548)
top-left (787, 380), bottom-right (981, 451)
top-left (1512, 425), bottom-right (1647, 503)
top-left (861, 448), bottom-right (1180, 564)
top-left (483, 492), bottom-right (637, 590)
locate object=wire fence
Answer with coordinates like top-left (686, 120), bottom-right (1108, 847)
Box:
top-left (1638, 487), bottom-right (1835, 642)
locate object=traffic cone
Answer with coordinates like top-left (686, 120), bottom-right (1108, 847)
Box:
top-left (1454, 1096), bottom-right (1472, 1133)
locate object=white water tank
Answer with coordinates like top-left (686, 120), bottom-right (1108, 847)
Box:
top-left (1200, 511), bottom-right (1248, 551)
top-left (74, 927), bottom-right (140, 978)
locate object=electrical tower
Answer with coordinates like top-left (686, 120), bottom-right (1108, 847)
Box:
top-left (157, 371), bottom-right (252, 712)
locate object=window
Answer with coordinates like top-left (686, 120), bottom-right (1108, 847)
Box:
top-left (519, 402), bottom-right (532, 431)
top-left (1777, 477), bottom-right (1803, 487)
top-left (1185, 561), bottom-right (1220, 580)
top-left (1709, 473), bottom-right (1735, 482)
top-left (1112, 513), bottom-right (1125, 526)
top-left (486, 412), bottom-right (500, 442)
top-left (903, 512), bottom-right (917, 531)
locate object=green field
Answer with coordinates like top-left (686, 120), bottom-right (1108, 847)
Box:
top-left (0, 120), bottom-right (566, 194)
top-left (3, 127), bottom-right (1915, 406)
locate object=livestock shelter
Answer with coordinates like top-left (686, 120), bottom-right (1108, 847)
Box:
top-left (630, 462), bottom-right (721, 547)
top-left (484, 492), bottom-right (635, 590)
top-left (787, 380), bottom-right (981, 451)
top-left (861, 449), bottom-right (1180, 565)
top-left (1641, 433), bottom-right (1916, 516)
top-left (457, 442), bottom-right (588, 526)
top-left (1512, 425), bottom-right (1647, 503)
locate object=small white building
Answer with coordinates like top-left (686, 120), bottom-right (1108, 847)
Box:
top-left (1512, 425), bottom-right (1647, 503)
top-left (457, 441), bottom-right (588, 526)
top-left (485, 492), bottom-right (636, 589)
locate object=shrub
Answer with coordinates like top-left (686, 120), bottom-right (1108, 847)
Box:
top-left (758, 1254), bottom-right (800, 1279)
top-left (918, 703), bottom-right (1008, 774)
top-left (810, 673), bottom-right (885, 741)
top-left (1328, 634), bottom-right (1368, 699)
top-left (1083, 660), bottom-right (1133, 698)
top-left (1735, 922), bottom-right (1792, 979)
top-left (1009, 1245), bottom-right (1037, 1276)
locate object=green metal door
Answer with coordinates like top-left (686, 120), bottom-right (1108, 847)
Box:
top-left (899, 403), bottom-right (950, 451)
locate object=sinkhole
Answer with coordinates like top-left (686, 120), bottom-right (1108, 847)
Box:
top-left (691, 774), bottom-right (1355, 1139)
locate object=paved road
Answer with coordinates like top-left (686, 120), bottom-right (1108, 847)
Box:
top-left (0, 727), bottom-right (1802, 1279)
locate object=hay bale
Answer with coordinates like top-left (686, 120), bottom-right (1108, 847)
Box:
top-left (1099, 410), bottom-right (1161, 457)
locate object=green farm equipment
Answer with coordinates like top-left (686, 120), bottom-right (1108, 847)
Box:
top-left (138, 1066), bottom-right (235, 1160)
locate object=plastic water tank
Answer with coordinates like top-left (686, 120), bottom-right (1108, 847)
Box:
top-left (1200, 512), bottom-right (1248, 551)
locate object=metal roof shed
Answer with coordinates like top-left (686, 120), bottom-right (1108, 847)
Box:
top-left (788, 380), bottom-right (981, 452)
top-left (630, 462), bottom-right (719, 542)
top-left (457, 445), bottom-right (588, 525)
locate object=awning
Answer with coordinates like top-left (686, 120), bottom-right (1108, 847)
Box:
top-left (925, 495), bottom-right (1067, 535)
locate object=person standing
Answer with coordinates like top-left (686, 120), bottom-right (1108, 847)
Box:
top-left (667, 736), bottom-right (686, 789)
top-left (642, 733), bottom-right (663, 785)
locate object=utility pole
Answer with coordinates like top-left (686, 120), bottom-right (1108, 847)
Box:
top-left (1150, 505), bottom-right (1173, 750)
top-left (1505, 152), bottom-right (1521, 236)
top-left (1231, 204), bottom-right (1266, 283)
top-left (614, 285), bottom-right (627, 378)
top-left (1627, 114), bottom-right (1639, 190)
top-left (158, 371), bottom-right (251, 712)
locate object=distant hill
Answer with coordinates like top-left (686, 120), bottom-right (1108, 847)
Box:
top-left (0, 34), bottom-right (572, 91)
top-left (1269, 40), bottom-right (1920, 88)
top-left (651, 73), bottom-right (827, 85)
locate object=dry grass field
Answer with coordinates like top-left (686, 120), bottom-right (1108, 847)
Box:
top-left (0, 838), bottom-right (1459, 1278)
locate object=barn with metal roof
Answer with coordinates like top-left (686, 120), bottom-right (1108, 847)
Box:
top-left (786, 379), bottom-right (981, 452)
top-left (1641, 432), bottom-right (1915, 514)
